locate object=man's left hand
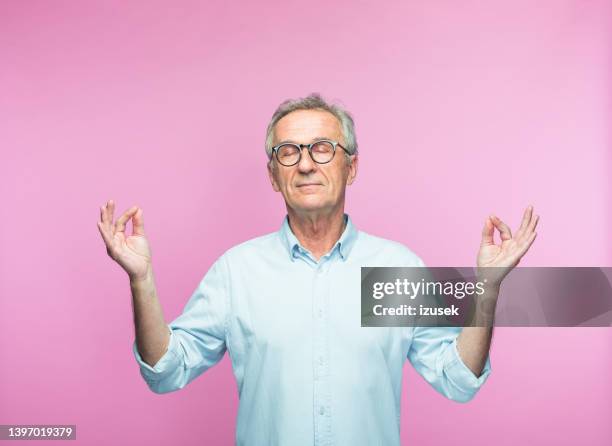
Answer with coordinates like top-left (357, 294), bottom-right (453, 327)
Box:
top-left (476, 205), bottom-right (539, 286)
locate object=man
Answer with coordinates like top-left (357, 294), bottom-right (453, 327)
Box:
top-left (97, 93), bottom-right (538, 445)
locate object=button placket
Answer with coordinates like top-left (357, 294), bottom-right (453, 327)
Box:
top-left (313, 260), bottom-right (332, 445)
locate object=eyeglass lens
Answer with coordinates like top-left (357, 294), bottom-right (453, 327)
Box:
top-left (276, 141), bottom-right (335, 165)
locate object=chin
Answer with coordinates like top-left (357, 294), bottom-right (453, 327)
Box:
top-left (292, 198), bottom-right (333, 212)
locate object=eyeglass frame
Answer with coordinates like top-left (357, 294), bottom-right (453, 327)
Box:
top-left (270, 139), bottom-right (352, 166)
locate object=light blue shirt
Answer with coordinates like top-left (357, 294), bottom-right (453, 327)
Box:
top-left (133, 214), bottom-right (491, 445)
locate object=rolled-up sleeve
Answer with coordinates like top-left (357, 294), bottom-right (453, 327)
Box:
top-left (407, 325), bottom-right (492, 403)
top-left (132, 255), bottom-right (229, 394)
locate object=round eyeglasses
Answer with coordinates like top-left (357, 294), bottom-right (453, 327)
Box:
top-left (271, 140), bottom-right (351, 166)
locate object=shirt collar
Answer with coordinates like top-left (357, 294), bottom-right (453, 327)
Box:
top-left (279, 213), bottom-right (358, 262)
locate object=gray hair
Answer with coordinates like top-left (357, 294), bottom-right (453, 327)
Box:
top-left (264, 93), bottom-right (358, 161)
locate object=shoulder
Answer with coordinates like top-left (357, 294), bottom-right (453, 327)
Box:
top-left (354, 230), bottom-right (426, 267)
top-left (219, 230), bottom-right (283, 264)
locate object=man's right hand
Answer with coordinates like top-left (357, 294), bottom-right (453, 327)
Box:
top-left (97, 199), bottom-right (153, 282)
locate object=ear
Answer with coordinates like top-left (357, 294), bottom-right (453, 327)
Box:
top-left (267, 161), bottom-right (281, 192)
top-left (346, 154), bottom-right (358, 186)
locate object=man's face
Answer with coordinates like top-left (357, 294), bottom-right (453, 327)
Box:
top-left (267, 109), bottom-right (358, 214)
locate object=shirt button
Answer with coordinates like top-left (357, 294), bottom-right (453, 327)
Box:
top-left (319, 406), bottom-right (325, 415)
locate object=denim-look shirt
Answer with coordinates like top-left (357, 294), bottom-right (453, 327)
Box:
top-left (133, 214), bottom-right (492, 445)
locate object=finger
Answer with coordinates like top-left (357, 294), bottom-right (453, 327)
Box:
top-left (516, 205), bottom-right (533, 236)
top-left (101, 202), bottom-right (112, 233)
top-left (115, 206), bottom-right (139, 234)
top-left (518, 213), bottom-right (540, 244)
top-left (108, 200), bottom-right (116, 232)
top-left (97, 221), bottom-right (112, 247)
top-left (491, 215), bottom-right (512, 241)
top-left (516, 231), bottom-right (537, 258)
top-left (132, 207), bottom-right (145, 236)
top-left (101, 200), bottom-right (113, 232)
top-left (480, 217), bottom-right (495, 246)
top-left (527, 214), bottom-right (540, 234)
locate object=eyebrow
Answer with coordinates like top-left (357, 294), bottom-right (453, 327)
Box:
top-left (276, 136), bottom-right (336, 145)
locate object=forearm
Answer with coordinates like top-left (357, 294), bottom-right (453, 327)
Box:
top-left (130, 269), bottom-right (170, 367)
top-left (456, 326), bottom-right (493, 377)
top-left (456, 283), bottom-right (499, 376)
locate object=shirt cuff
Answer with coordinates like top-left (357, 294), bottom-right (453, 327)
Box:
top-left (132, 325), bottom-right (181, 382)
top-left (442, 336), bottom-right (492, 398)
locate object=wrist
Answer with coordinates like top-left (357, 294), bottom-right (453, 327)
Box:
top-left (129, 267), bottom-right (154, 287)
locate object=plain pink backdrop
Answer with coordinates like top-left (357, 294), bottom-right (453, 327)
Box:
top-left (1, 1), bottom-right (611, 445)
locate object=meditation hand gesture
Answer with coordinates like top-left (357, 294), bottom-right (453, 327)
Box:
top-left (97, 199), bottom-right (153, 282)
top-left (477, 205), bottom-right (539, 286)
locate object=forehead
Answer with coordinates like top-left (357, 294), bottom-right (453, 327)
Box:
top-left (274, 109), bottom-right (342, 143)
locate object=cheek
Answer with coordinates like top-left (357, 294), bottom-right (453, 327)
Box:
top-left (275, 172), bottom-right (290, 189)
top-left (329, 170), bottom-right (347, 191)
top-left (284, 179), bottom-right (299, 196)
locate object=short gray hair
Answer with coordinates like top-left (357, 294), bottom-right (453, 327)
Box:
top-left (264, 93), bottom-right (358, 160)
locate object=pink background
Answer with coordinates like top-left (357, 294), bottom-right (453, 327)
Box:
top-left (1, 1), bottom-right (610, 444)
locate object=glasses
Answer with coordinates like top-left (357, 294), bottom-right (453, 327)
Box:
top-left (271, 139), bottom-right (351, 167)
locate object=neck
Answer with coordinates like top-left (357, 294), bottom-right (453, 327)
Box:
top-left (286, 205), bottom-right (346, 261)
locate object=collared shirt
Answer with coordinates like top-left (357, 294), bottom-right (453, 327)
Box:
top-left (133, 214), bottom-right (492, 446)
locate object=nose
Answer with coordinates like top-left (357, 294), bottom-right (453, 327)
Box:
top-left (296, 146), bottom-right (317, 174)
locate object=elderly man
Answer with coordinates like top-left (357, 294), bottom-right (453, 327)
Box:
top-left (97, 93), bottom-right (538, 445)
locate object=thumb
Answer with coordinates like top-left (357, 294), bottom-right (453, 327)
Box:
top-left (132, 208), bottom-right (146, 236)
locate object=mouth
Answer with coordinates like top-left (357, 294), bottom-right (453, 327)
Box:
top-left (297, 183), bottom-right (323, 188)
